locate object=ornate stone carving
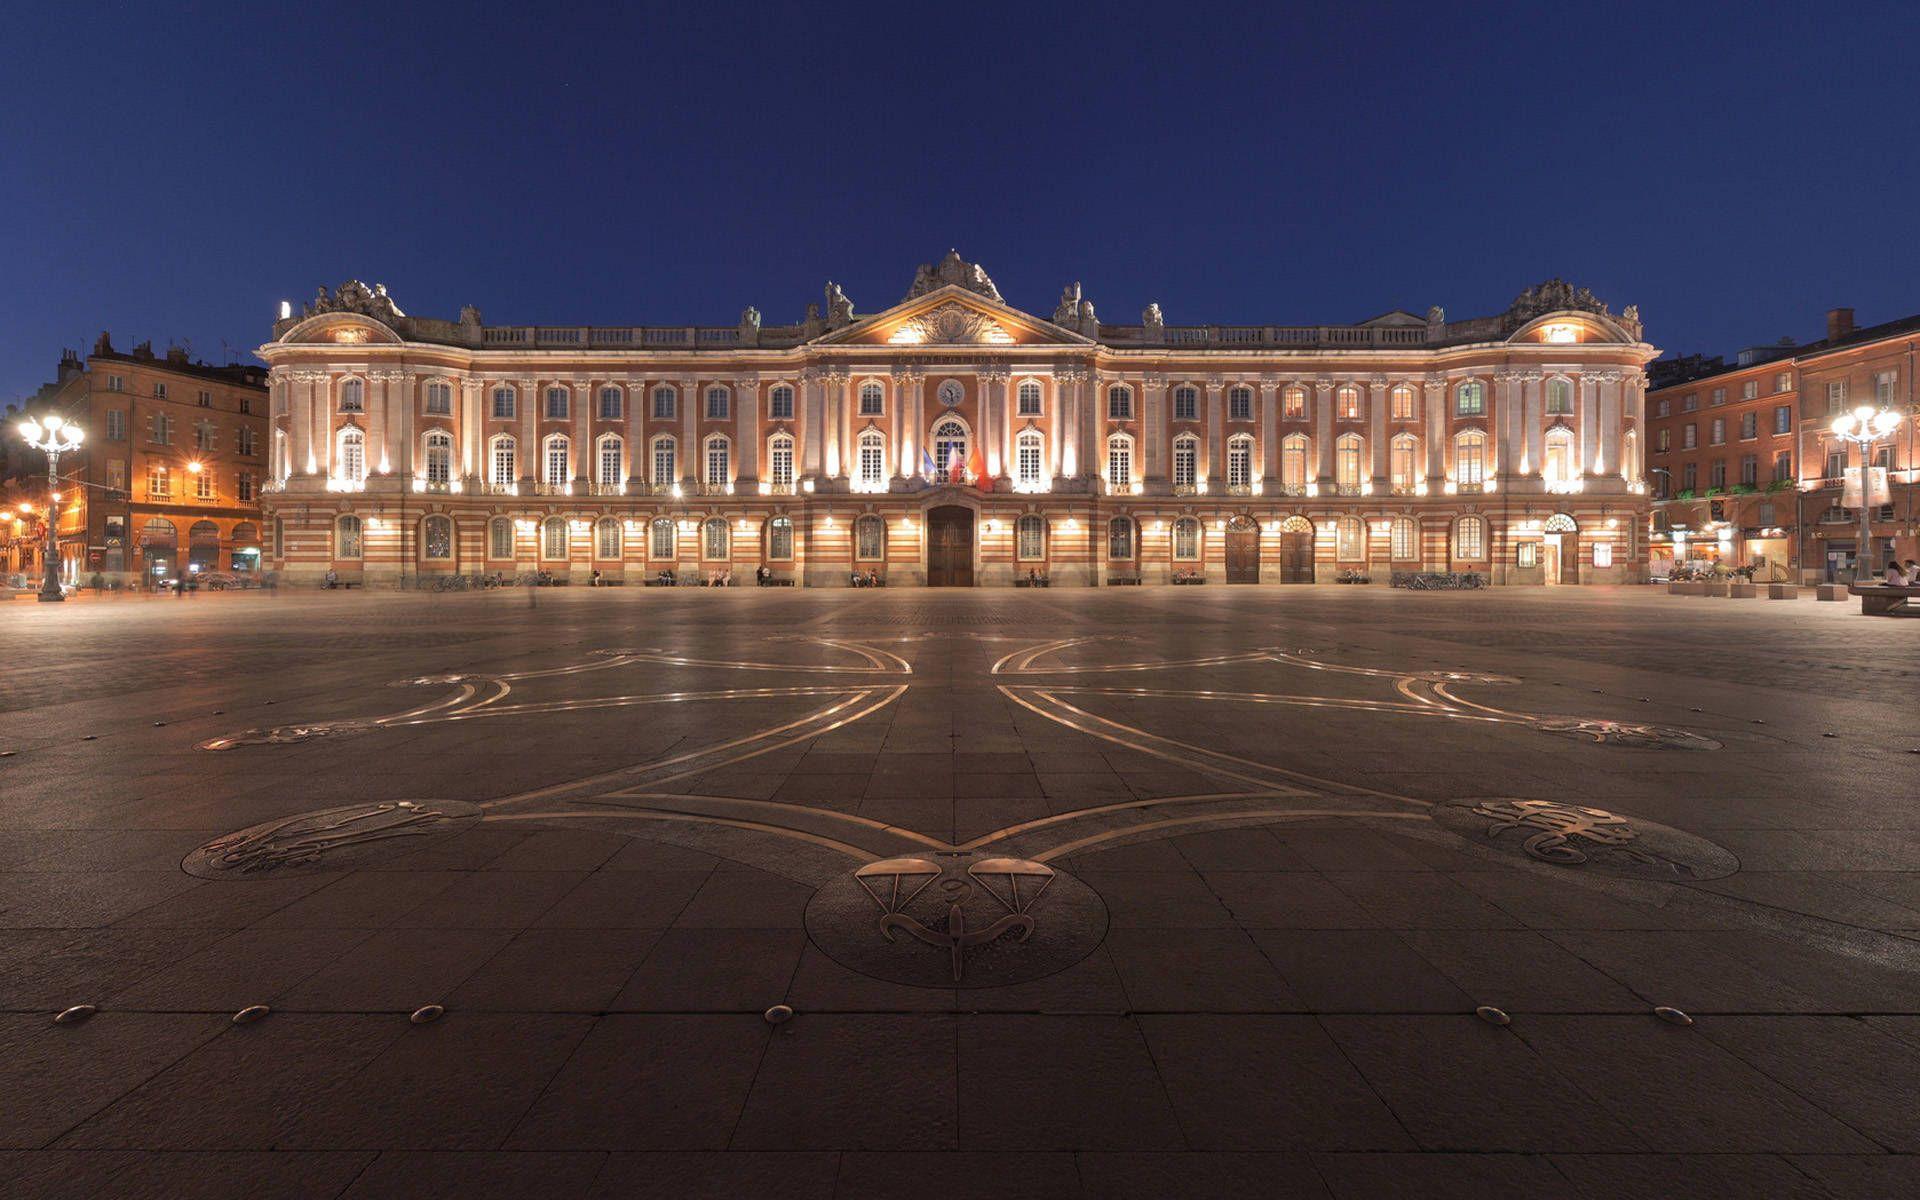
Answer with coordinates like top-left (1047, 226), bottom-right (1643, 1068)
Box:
top-left (739, 305), bottom-right (761, 334)
top-left (304, 280), bottom-right (406, 324)
top-left (899, 302), bottom-right (1015, 346)
top-left (980, 364), bottom-right (1012, 384)
top-left (904, 250), bottom-right (1004, 304)
top-left (824, 283), bottom-right (854, 328)
top-left (1504, 278), bottom-right (1618, 327)
top-left (1053, 283), bottom-right (1097, 332)
top-left (1142, 302), bottom-right (1164, 328)
top-left (458, 304), bottom-right (482, 326)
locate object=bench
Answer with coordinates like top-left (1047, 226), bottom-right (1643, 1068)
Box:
top-left (756, 577), bottom-right (795, 587)
top-left (1106, 576), bottom-right (1142, 586)
top-left (1848, 583), bottom-right (1920, 616)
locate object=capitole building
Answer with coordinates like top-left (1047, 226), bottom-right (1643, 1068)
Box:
top-left (256, 253), bottom-right (1658, 587)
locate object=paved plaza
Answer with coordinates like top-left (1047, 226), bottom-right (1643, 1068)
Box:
top-left (1, 585), bottom-right (1917, 1199)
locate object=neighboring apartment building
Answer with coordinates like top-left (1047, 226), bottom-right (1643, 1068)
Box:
top-left (1645, 307), bottom-right (1919, 582)
top-left (2, 335), bottom-right (269, 585)
top-left (257, 260), bottom-right (1656, 588)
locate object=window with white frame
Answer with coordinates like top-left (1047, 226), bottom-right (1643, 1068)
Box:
top-left (1455, 431), bottom-right (1486, 486)
top-left (597, 436), bottom-right (623, 487)
top-left (1335, 434), bottom-right (1363, 492)
top-left (769, 385), bottom-right (794, 420)
top-left (490, 436), bottom-right (516, 486)
top-left (855, 514), bottom-right (884, 561)
top-left (652, 436), bottom-right (676, 485)
top-left (488, 517), bottom-right (513, 559)
top-left (1454, 516), bottom-right (1485, 559)
top-left (543, 435), bottom-right (570, 485)
top-left (1172, 517), bottom-right (1199, 560)
top-left (1015, 430), bottom-right (1043, 488)
top-left (336, 515), bottom-right (363, 558)
top-left (106, 409), bottom-right (126, 440)
top-left (148, 463), bottom-right (171, 497)
top-left (858, 430), bottom-right (886, 489)
top-left (1108, 516), bottom-right (1134, 559)
top-left (1543, 429), bottom-right (1574, 485)
top-left (859, 381), bottom-right (884, 416)
top-left (650, 517), bottom-right (675, 559)
top-left (1017, 380), bottom-right (1042, 416)
top-left (769, 433), bottom-right (794, 487)
top-left (1173, 435), bottom-right (1197, 488)
top-left (1775, 371), bottom-right (1792, 392)
top-left (425, 432), bottom-right (452, 484)
top-left (932, 419), bottom-right (967, 477)
top-left (1015, 514), bottom-right (1045, 561)
top-left (702, 517), bottom-right (728, 559)
top-left (1876, 371), bottom-right (1897, 405)
top-left (1592, 541), bottom-right (1614, 568)
top-left (706, 386), bottom-right (730, 420)
top-left (491, 386), bottom-right (515, 418)
top-left (195, 420), bottom-right (216, 452)
top-left (426, 382), bottom-right (452, 414)
top-left (541, 517), bottom-right (568, 560)
top-left (1229, 386), bottom-right (1253, 421)
top-left (1282, 434), bottom-right (1309, 493)
top-left (422, 515), bottom-right (452, 560)
top-left (1106, 434), bottom-right (1133, 490)
top-left (154, 382), bottom-right (168, 399)
top-left (152, 413), bottom-right (172, 443)
top-left (545, 387), bottom-right (569, 419)
top-left (599, 387), bottom-right (622, 420)
top-left (1107, 385), bottom-right (1133, 420)
top-left (1742, 380), bottom-right (1759, 400)
top-left (1283, 386), bottom-right (1306, 419)
top-left (767, 516), bottom-right (793, 560)
top-left (704, 436), bottom-right (730, 486)
top-left (653, 386), bottom-right (677, 419)
top-left (1336, 516), bottom-right (1364, 561)
top-left (1546, 378), bottom-right (1574, 415)
top-left (1173, 385), bottom-right (1198, 421)
top-left (1336, 384), bottom-right (1361, 419)
top-left (1390, 384), bottom-right (1415, 420)
top-left (339, 379), bottom-right (364, 412)
top-left (595, 518), bottom-right (620, 559)
top-left (1825, 380), bottom-right (1846, 411)
top-left (339, 428), bottom-right (366, 484)
top-left (1390, 516), bottom-right (1418, 560)
top-left (1456, 380), bottom-right (1484, 415)
top-left (1390, 434), bottom-right (1418, 492)
top-left (1227, 435), bottom-right (1253, 488)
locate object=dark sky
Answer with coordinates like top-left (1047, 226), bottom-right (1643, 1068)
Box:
top-left (7, 0), bottom-right (1919, 400)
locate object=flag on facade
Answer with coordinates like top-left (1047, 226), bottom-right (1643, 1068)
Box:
top-left (922, 448), bottom-right (937, 478)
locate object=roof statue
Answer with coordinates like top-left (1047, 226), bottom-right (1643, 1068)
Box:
top-left (824, 282), bottom-right (855, 328)
top-left (304, 280), bottom-right (406, 324)
top-left (1504, 278), bottom-right (1610, 324)
top-left (1142, 302), bottom-right (1164, 329)
top-left (458, 304), bottom-right (482, 327)
top-left (904, 250), bottom-right (1003, 303)
top-left (1426, 305), bottom-right (1445, 328)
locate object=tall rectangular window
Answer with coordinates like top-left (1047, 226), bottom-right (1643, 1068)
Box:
top-left (1107, 387), bottom-right (1133, 420)
top-left (653, 387), bottom-right (676, 419)
top-left (1173, 386), bottom-right (1197, 421)
top-left (1773, 405), bottom-right (1791, 434)
top-left (598, 387), bottom-right (621, 419)
top-left (425, 382), bottom-right (452, 414)
top-left (106, 410), bottom-right (126, 440)
top-left (1228, 387), bottom-right (1252, 421)
top-left (545, 387), bottom-right (569, 419)
top-left (706, 387), bottom-right (729, 420)
top-left (769, 385), bottom-right (794, 420)
top-left (492, 387), bottom-right (515, 418)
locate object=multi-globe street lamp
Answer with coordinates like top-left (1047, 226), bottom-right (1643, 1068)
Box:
top-left (1829, 404), bottom-right (1903, 582)
top-left (16, 414), bottom-right (84, 602)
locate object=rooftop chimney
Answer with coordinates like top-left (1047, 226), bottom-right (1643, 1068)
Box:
top-left (1826, 307), bottom-right (1855, 342)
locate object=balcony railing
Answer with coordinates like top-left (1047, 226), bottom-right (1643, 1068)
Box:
top-left (589, 481), bottom-right (625, 496)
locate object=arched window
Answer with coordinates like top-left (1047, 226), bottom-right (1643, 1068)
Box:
top-left (1107, 385), bottom-right (1133, 420)
top-left (1108, 516), bottom-right (1135, 560)
top-left (594, 517), bottom-right (621, 560)
top-left (703, 435), bottom-right (731, 487)
top-left (1015, 514), bottom-right (1046, 561)
top-left (651, 436), bottom-right (677, 487)
top-left (537, 516), bottom-right (566, 560)
top-left (1336, 516), bottom-right (1365, 561)
top-left (488, 517), bottom-right (513, 559)
top-left (768, 433), bottom-right (794, 488)
top-left (545, 386), bottom-right (570, 420)
top-left (1282, 386), bottom-right (1307, 419)
top-left (1454, 430), bottom-right (1486, 487)
top-left (1106, 433), bottom-right (1134, 490)
top-left (1336, 384), bottom-right (1361, 419)
top-left (859, 381), bottom-right (885, 416)
top-left (932, 418), bottom-right (968, 479)
top-left (649, 517), bottom-right (676, 559)
top-left (767, 515), bottom-right (793, 560)
top-left (1227, 434), bottom-right (1254, 489)
top-left (338, 427), bottom-right (366, 485)
top-left (596, 435), bottom-right (623, 489)
top-left (1390, 384), bottom-right (1416, 420)
top-left (855, 514), bottom-right (885, 561)
top-left (423, 431), bottom-right (452, 486)
top-left (1017, 380), bottom-right (1042, 416)
top-left (1173, 434), bottom-right (1198, 489)
top-left (1453, 515), bottom-right (1486, 560)
top-left (422, 515), bottom-right (452, 560)
top-left (1390, 516), bottom-right (1418, 560)
top-left (1456, 380), bottom-right (1485, 415)
top-left (1543, 427), bottom-right (1576, 486)
top-left (704, 385), bottom-right (730, 420)
top-left (1335, 433), bottom-right (1364, 493)
top-left (1173, 385), bottom-right (1198, 421)
top-left (1546, 377), bottom-right (1575, 415)
top-left (1281, 434), bottom-right (1310, 494)
top-left (543, 434), bottom-right (570, 486)
top-left (651, 385), bottom-right (677, 419)
top-left (1172, 517), bottom-right (1200, 561)
top-left (491, 385), bottom-right (516, 419)
top-left (338, 378), bottom-right (364, 412)
top-left (336, 514), bottom-right (362, 559)
top-left (1014, 429), bottom-right (1044, 489)
top-left (702, 516), bottom-right (729, 559)
top-left (490, 435), bottom-right (517, 488)
top-left (857, 429), bottom-right (886, 490)
top-left (1390, 434), bottom-right (1419, 493)
top-left (1228, 386), bottom-right (1253, 421)
top-left (769, 384), bottom-right (795, 420)
top-left (598, 386), bottom-right (622, 420)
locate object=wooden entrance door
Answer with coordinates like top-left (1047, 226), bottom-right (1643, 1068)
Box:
top-left (1225, 517), bottom-right (1260, 584)
top-left (926, 505), bottom-right (974, 587)
top-left (1558, 534), bottom-right (1580, 584)
top-left (1277, 529), bottom-right (1314, 583)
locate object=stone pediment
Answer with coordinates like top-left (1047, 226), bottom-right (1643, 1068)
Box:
top-left (816, 286), bottom-right (1093, 347)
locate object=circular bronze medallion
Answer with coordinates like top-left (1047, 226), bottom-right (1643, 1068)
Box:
top-left (806, 852), bottom-right (1108, 989)
top-left (1432, 798), bottom-right (1738, 881)
top-left (183, 800), bottom-right (483, 878)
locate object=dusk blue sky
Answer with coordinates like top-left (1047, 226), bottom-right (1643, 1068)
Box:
top-left (6, 1), bottom-right (1919, 400)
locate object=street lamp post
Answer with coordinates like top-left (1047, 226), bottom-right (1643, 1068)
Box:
top-left (16, 415), bottom-right (84, 602)
top-left (1829, 404), bottom-right (1903, 582)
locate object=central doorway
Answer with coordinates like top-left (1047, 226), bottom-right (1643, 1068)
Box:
top-left (1277, 517), bottom-right (1315, 583)
top-left (926, 505), bottom-right (974, 587)
top-left (1225, 516), bottom-right (1260, 584)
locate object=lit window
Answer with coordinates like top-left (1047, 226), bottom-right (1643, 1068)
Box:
top-left (1108, 516), bottom-right (1134, 559)
top-left (1281, 434), bottom-right (1309, 493)
top-left (543, 435), bottom-right (570, 484)
top-left (542, 516), bottom-right (568, 560)
top-left (1456, 381), bottom-right (1484, 415)
top-left (859, 381), bottom-right (884, 416)
top-left (650, 518), bottom-right (675, 559)
top-left (1173, 435), bottom-right (1197, 488)
top-left (488, 518), bottom-right (513, 559)
top-left (1106, 434), bottom-right (1133, 490)
top-left (338, 428), bottom-right (366, 484)
top-left (1016, 514), bottom-right (1045, 561)
top-left (769, 434), bottom-right (794, 487)
top-left (858, 431), bottom-right (886, 488)
top-left (490, 436), bottom-right (516, 486)
top-left (768, 516), bottom-right (793, 560)
top-left (1017, 380), bottom-right (1042, 416)
top-left (1455, 431), bottom-right (1486, 486)
top-left (1282, 387), bottom-right (1306, 419)
top-left (704, 436), bottom-right (730, 485)
top-left (422, 516), bottom-right (452, 560)
top-left (1227, 435), bottom-right (1253, 488)
top-left (597, 436), bottom-right (623, 487)
top-left (702, 517), bottom-right (728, 560)
top-left (336, 515), bottom-right (362, 559)
top-left (1545, 378), bottom-right (1574, 415)
top-left (1336, 385), bottom-right (1361, 419)
top-left (1454, 516), bottom-right (1484, 559)
top-left (1390, 385), bottom-right (1415, 420)
top-left (1015, 431), bottom-right (1043, 488)
top-left (1336, 517), bottom-right (1364, 561)
top-left (1172, 517), bottom-right (1199, 561)
top-left (1390, 516), bottom-right (1417, 560)
top-left (1335, 434), bottom-right (1363, 492)
top-left (1390, 434), bottom-right (1418, 492)
top-left (595, 518), bottom-right (620, 559)
top-left (855, 514), bottom-right (885, 561)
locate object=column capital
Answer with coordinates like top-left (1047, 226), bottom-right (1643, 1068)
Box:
top-left (980, 364), bottom-right (1011, 384)
top-left (1205, 374), bottom-right (1225, 391)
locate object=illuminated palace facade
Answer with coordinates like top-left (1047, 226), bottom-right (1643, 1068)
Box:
top-left (257, 256), bottom-right (1657, 587)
